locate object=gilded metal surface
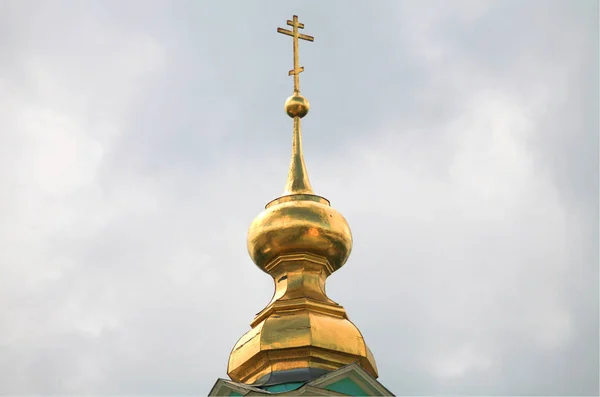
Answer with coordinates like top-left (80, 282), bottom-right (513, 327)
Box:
top-left (247, 198), bottom-right (352, 273)
top-left (282, 117), bottom-right (313, 195)
top-left (285, 95), bottom-right (309, 118)
top-left (278, 14), bottom-right (313, 195)
top-left (227, 15), bottom-right (378, 384)
top-left (276, 14), bottom-right (314, 95)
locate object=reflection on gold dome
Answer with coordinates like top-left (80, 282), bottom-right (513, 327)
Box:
top-left (227, 15), bottom-right (377, 385)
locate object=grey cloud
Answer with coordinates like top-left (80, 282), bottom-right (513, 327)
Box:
top-left (0, 0), bottom-right (597, 395)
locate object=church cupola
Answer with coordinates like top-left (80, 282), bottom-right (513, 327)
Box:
top-left (226, 15), bottom-right (378, 386)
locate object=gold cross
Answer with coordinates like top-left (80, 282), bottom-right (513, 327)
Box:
top-left (277, 15), bottom-right (314, 94)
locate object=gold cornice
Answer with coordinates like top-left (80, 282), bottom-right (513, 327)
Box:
top-left (264, 252), bottom-right (336, 275)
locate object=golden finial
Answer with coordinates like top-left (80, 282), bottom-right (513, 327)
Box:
top-left (277, 15), bottom-right (314, 195)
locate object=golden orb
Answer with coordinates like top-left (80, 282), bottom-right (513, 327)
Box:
top-left (284, 94), bottom-right (310, 118)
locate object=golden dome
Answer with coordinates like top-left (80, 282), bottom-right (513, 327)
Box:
top-left (228, 299), bottom-right (378, 384)
top-left (227, 14), bottom-right (377, 385)
top-left (247, 194), bottom-right (352, 275)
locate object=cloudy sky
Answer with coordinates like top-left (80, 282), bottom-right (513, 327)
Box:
top-left (0, 0), bottom-right (598, 395)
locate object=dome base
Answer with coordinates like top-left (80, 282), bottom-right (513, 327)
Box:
top-left (227, 253), bottom-right (378, 384)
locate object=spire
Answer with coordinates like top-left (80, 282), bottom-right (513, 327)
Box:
top-left (227, 15), bottom-right (378, 386)
top-left (278, 15), bottom-right (314, 195)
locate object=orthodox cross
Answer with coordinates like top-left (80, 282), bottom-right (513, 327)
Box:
top-left (277, 15), bottom-right (314, 94)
